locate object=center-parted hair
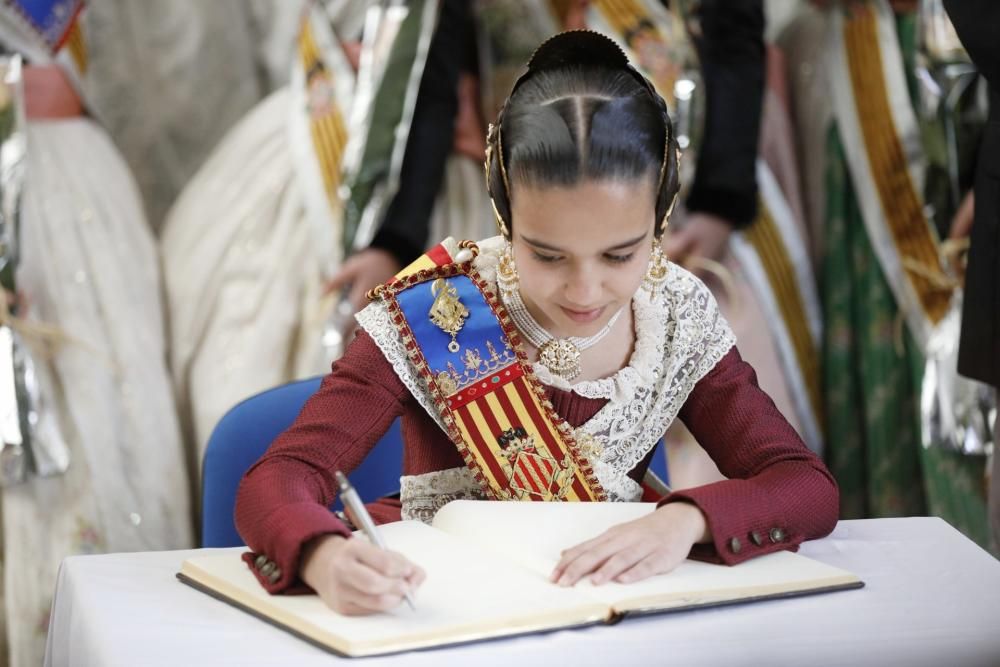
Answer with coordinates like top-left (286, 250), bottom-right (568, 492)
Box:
top-left (486, 32), bottom-right (680, 237)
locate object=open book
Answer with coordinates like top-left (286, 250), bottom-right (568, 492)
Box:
top-left (177, 501), bottom-right (863, 657)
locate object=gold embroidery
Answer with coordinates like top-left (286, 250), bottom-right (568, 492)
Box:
top-left (440, 341), bottom-right (516, 391)
top-left (574, 430), bottom-right (604, 461)
top-left (843, 7), bottom-right (951, 323)
top-left (436, 371), bottom-right (459, 396)
top-left (744, 202), bottom-right (823, 424)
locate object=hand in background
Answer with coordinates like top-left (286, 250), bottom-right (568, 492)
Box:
top-left (946, 190), bottom-right (974, 281)
top-left (325, 248), bottom-right (401, 313)
top-left (948, 190), bottom-right (975, 240)
top-left (300, 534), bottom-right (425, 615)
top-left (23, 65), bottom-right (82, 119)
top-left (662, 212), bottom-right (733, 267)
top-left (549, 502), bottom-right (709, 587)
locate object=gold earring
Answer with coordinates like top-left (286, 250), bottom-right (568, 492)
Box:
top-left (643, 236), bottom-right (668, 290)
top-left (497, 240), bottom-right (518, 297)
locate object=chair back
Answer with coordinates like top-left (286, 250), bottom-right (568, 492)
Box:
top-left (201, 377), bottom-right (403, 547)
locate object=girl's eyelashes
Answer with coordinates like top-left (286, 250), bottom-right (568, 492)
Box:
top-left (530, 251), bottom-right (636, 264)
top-left (604, 252), bottom-right (635, 264)
top-left (531, 251), bottom-right (562, 263)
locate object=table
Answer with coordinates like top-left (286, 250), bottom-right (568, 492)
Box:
top-left (44, 517), bottom-right (1000, 667)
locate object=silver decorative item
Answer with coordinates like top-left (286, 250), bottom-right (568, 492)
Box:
top-left (320, 289), bottom-right (357, 367)
top-left (920, 298), bottom-right (995, 457)
top-left (0, 55), bottom-right (71, 485)
top-left (914, 0), bottom-right (989, 234)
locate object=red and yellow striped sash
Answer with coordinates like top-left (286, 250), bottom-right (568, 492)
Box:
top-left (375, 243), bottom-right (606, 502)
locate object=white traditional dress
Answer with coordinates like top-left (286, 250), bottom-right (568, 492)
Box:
top-left (163, 0), bottom-right (489, 464)
top-left (82, 0), bottom-right (308, 229)
top-left (0, 4), bottom-right (192, 666)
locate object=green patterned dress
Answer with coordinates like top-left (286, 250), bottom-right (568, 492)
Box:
top-left (821, 13), bottom-right (992, 553)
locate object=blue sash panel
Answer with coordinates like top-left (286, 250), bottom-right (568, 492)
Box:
top-left (395, 275), bottom-right (514, 390)
top-left (11, 0), bottom-right (82, 49)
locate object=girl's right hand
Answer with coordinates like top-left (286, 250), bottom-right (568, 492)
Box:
top-left (299, 534), bottom-right (425, 615)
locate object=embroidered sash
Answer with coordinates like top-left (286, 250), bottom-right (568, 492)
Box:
top-left (374, 243), bottom-right (607, 502)
top-left (730, 161), bottom-right (824, 454)
top-left (828, 0), bottom-right (953, 349)
top-left (288, 2), bottom-right (359, 271)
top-left (0, 0), bottom-right (87, 96)
top-left (341, 0), bottom-right (439, 254)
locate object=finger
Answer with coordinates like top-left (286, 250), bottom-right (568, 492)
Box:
top-left (339, 558), bottom-right (413, 597)
top-left (348, 282), bottom-right (369, 311)
top-left (325, 266), bottom-right (356, 294)
top-left (589, 545), bottom-right (654, 585)
top-left (339, 586), bottom-right (407, 613)
top-left (317, 586), bottom-right (382, 617)
top-left (353, 544), bottom-right (417, 579)
top-left (554, 540), bottom-right (622, 587)
top-left (335, 600), bottom-right (377, 616)
top-left (614, 550), bottom-right (684, 584)
top-left (552, 532), bottom-right (616, 581)
top-left (405, 564), bottom-right (427, 588)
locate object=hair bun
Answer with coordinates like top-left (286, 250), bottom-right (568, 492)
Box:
top-left (527, 30), bottom-right (629, 74)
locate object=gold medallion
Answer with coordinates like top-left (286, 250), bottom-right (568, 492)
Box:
top-left (429, 278), bottom-right (469, 353)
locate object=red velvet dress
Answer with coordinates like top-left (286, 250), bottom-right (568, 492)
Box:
top-left (234, 329), bottom-right (838, 593)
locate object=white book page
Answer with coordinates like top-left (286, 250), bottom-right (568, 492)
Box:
top-left (431, 501), bottom-right (860, 611)
top-left (182, 520), bottom-right (607, 656)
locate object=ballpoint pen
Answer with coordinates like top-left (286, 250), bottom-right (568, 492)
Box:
top-left (334, 470), bottom-right (416, 610)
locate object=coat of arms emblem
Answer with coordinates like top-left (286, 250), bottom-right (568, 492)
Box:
top-left (496, 427), bottom-right (574, 501)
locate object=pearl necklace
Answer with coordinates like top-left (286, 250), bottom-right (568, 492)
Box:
top-left (499, 284), bottom-right (624, 381)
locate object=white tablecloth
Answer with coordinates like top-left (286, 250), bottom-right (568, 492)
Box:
top-left (44, 517), bottom-right (1000, 667)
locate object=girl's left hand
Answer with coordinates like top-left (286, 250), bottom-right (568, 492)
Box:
top-left (550, 502), bottom-right (709, 587)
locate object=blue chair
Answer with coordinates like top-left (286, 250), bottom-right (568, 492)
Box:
top-left (201, 376), bottom-right (404, 547)
top-left (648, 439), bottom-right (670, 489)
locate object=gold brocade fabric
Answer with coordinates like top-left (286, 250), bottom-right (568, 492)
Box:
top-left (744, 202), bottom-right (823, 423)
top-left (843, 5), bottom-right (951, 325)
top-left (298, 20), bottom-right (348, 212)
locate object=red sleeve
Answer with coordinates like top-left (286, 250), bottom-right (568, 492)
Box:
top-left (234, 330), bottom-right (410, 593)
top-left (659, 346), bottom-right (839, 565)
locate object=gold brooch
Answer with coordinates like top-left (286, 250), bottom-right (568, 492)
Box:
top-left (429, 278), bottom-right (469, 353)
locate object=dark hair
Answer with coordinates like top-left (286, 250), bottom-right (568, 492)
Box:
top-left (486, 32), bottom-right (679, 237)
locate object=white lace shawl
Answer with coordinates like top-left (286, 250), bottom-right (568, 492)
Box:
top-left (356, 237), bottom-right (736, 521)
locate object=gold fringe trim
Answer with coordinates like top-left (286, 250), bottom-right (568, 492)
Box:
top-left (65, 22), bottom-right (87, 74)
top-left (744, 203), bottom-right (823, 426)
top-left (843, 6), bottom-right (951, 324)
top-left (298, 21), bottom-right (348, 206)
